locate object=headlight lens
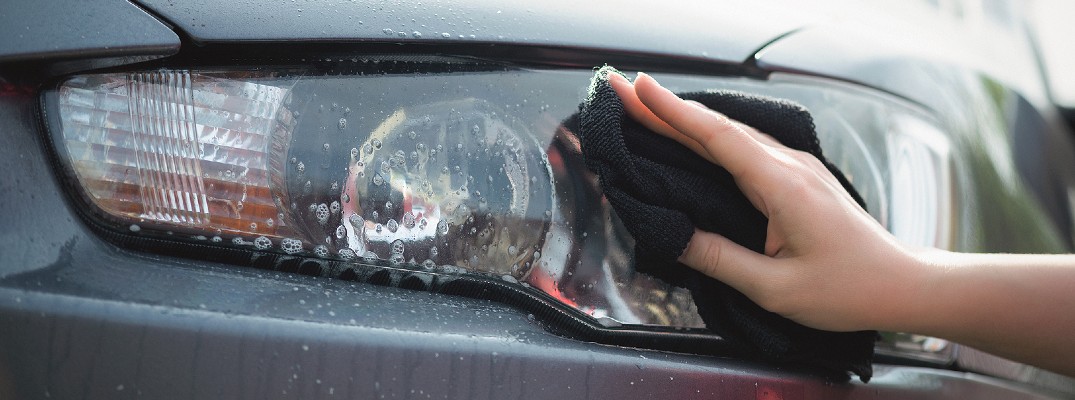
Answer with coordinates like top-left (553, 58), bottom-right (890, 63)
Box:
top-left (333, 97), bottom-right (553, 276)
top-left (49, 64), bottom-right (954, 341)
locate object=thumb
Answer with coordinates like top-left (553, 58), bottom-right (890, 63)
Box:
top-left (678, 229), bottom-right (774, 298)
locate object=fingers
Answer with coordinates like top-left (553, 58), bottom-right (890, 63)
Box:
top-left (608, 73), bottom-right (717, 164)
top-left (678, 229), bottom-right (775, 298)
top-left (683, 100), bottom-right (785, 149)
top-left (609, 73), bottom-right (785, 160)
top-left (631, 72), bottom-right (771, 179)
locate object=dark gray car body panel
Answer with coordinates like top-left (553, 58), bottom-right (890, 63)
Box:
top-left (133, 0), bottom-right (805, 65)
top-left (0, 0), bottom-right (179, 73)
top-left (2, 0), bottom-right (1074, 398)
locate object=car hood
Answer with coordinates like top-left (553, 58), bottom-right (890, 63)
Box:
top-left (133, 0), bottom-right (821, 64)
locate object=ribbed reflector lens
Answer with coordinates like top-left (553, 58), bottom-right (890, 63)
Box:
top-left (58, 71), bottom-right (294, 236)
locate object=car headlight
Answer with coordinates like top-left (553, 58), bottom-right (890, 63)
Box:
top-left (44, 60), bottom-right (955, 361)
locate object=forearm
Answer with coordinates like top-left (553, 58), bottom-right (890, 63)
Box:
top-left (893, 251), bottom-right (1075, 376)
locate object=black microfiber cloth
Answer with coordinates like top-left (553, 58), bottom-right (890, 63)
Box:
top-left (571, 66), bottom-right (878, 382)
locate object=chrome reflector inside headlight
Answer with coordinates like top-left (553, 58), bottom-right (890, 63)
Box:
top-left (327, 98), bottom-right (552, 276)
top-left (887, 114), bottom-right (953, 249)
top-left (48, 64), bottom-right (955, 337)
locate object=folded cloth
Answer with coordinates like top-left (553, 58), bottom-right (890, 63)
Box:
top-left (572, 66), bottom-right (877, 382)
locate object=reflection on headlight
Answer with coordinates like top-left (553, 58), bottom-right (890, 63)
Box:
top-left (887, 114), bottom-right (953, 248)
top-left (338, 99), bottom-right (553, 278)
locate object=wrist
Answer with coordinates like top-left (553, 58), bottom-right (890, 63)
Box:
top-left (896, 248), bottom-right (980, 338)
top-left (871, 247), bottom-right (948, 333)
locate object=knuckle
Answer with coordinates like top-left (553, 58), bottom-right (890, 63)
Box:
top-left (802, 154), bottom-right (829, 174)
top-left (696, 112), bottom-right (739, 141)
top-left (770, 155), bottom-right (827, 200)
top-left (703, 112), bottom-right (742, 138)
top-left (780, 173), bottom-right (815, 199)
top-left (694, 237), bottom-right (725, 277)
top-left (783, 148), bottom-right (816, 165)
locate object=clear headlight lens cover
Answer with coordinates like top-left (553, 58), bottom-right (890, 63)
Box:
top-left (48, 63), bottom-right (954, 340)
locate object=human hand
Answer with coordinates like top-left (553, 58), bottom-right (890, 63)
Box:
top-left (607, 72), bottom-right (928, 332)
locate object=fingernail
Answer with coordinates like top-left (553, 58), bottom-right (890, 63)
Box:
top-left (685, 100), bottom-right (707, 109)
top-left (677, 229), bottom-right (700, 264)
top-left (607, 72), bottom-right (628, 85)
top-left (636, 71), bottom-right (672, 93)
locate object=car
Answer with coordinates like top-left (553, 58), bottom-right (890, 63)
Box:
top-left (2, 0), bottom-right (1075, 398)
